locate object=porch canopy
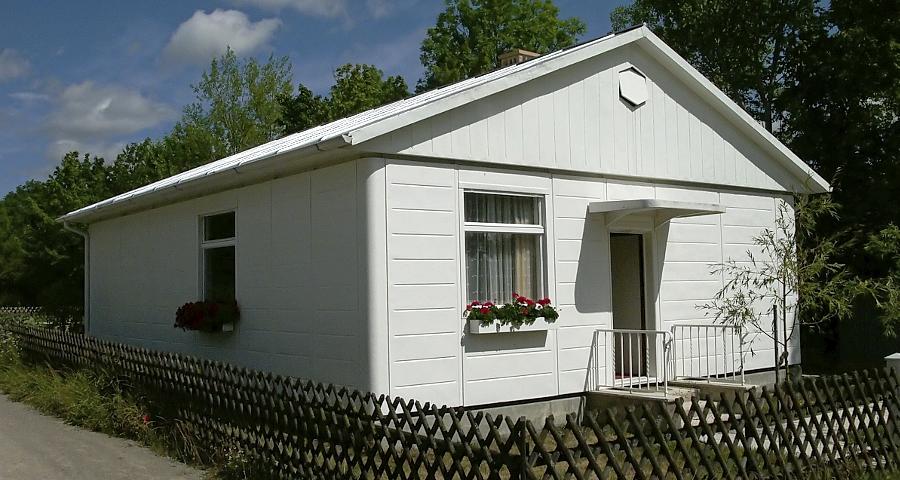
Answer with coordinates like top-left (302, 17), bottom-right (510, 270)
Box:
top-left (588, 199), bottom-right (725, 228)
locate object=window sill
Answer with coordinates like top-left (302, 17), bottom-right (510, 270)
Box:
top-left (468, 318), bottom-right (551, 335)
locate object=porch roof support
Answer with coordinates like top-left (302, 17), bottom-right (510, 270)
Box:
top-left (588, 199), bottom-right (725, 228)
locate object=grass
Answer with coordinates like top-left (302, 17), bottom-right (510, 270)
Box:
top-left (0, 329), bottom-right (262, 479)
top-left (0, 360), bottom-right (154, 440)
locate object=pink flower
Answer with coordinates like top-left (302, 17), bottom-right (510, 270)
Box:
top-left (141, 414), bottom-right (151, 425)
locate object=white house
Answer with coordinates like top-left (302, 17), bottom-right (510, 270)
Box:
top-left (60, 26), bottom-right (828, 408)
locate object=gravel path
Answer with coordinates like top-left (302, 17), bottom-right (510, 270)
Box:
top-left (0, 394), bottom-right (204, 480)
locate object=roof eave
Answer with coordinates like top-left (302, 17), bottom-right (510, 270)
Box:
top-left (58, 136), bottom-right (353, 224)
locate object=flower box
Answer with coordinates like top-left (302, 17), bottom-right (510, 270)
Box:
top-left (468, 317), bottom-right (552, 334)
top-left (175, 301), bottom-right (239, 333)
top-left (464, 294), bottom-right (559, 335)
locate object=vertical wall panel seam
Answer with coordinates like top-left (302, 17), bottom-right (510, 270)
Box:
top-left (455, 164), bottom-right (465, 405)
top-left (549, 173), bottom-right (561, 396)
top-left (382, 159), bottom-right (391, 395)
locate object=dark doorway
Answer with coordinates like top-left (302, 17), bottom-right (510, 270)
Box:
top-left (610, 233), bottom-right (647, 377)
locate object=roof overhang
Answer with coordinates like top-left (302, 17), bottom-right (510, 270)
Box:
top-left (588, 199), bottom-right (725, 228)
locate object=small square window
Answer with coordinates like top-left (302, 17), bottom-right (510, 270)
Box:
top-left (204, 212), bottom-right (235, 241)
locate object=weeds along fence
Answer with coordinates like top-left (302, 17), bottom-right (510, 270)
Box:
top-left (0, 306), bottom-right (82, 332)
top-left (6, 324), bottom-right (900, 480)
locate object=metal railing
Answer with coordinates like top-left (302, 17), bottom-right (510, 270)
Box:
top-left (592, 328), bottom-right (672, 394)
top-left (671, 324), bottom-right (745, 385)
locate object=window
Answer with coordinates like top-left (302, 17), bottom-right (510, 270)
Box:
top-left (463, 192), bottom-right (545, 304)
top-left (200, 211), bottom-right (236, 302)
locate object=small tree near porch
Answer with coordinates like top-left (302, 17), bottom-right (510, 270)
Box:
top-left (699, 195), bottom-right (858, 382)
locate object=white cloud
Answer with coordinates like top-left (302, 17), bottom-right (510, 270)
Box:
top-left (231, 0), bottom-right (346, 18)
top-left (46, 81), bottom-right (175, 139)
top-left (0, 48), bottom-right (31, 82)
top-left (163, 9), bottom-right (281, 65)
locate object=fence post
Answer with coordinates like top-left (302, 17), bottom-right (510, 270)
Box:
top-left (515, 416), bottom-right (528, 480)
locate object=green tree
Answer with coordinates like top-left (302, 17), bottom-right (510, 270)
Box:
top-left (418, 0), bottom-right (585, 92)
top-left (0, 153), bottom-right (111, 309)
top-left (862, 225), bottom-right (900, 333)
top-left (327, 64), bottom-right (408, 120)
top-left (780, 0), bottom-right (900, 233)
top-left (279, 64), bottom-right (409, 135)
top-left (107, 139), bottom-right (173, 195)
top-left (278, 85), bottom-right (329, 135)
top-left (611, 0), bottom-right (823, 133)
top-left (180, 48), bottom-right (293, 159)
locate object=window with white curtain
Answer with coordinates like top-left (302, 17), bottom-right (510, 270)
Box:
top-left (463, 192), bottom-right (545, 304)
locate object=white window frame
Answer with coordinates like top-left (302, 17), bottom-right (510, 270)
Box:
top-left (199, 210), bottom-right (237, 301)
top-left (460, 190), bottom-right (548, 306)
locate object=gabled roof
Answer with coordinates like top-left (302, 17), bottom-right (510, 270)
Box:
top-left (61, 26), bottom-right (828, 223)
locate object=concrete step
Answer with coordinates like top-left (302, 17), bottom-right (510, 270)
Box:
top-left (586, 385), bottom-right (699, 411)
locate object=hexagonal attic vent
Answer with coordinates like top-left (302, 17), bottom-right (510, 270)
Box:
top-left (619, 68), bottom-right (648, 106)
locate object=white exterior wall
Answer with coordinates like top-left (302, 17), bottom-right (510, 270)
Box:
top-left (384, 159), bottom-right (798, 407)
top-left (89, 159), bottom-right (389, 393)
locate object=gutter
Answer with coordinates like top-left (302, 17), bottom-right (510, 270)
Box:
top-left (62, 221), bottom-right (90, 333)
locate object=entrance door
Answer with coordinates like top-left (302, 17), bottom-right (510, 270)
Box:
top-left (610, 233), bottom-right (647, 377)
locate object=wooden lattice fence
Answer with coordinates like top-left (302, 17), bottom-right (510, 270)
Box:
top-left (5, 324), bottom-right (900, 479)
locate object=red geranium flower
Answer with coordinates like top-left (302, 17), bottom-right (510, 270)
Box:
top-left (537, 298), bottom-right (551, 306)
top-left (479, 307), bottom-right (490, 314)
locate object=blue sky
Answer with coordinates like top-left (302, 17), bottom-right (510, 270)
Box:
top-left (0, 0), bottom-right (623, 195)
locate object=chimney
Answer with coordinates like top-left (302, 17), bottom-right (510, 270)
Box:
top-left (498, 48), bottom-right (540, 68)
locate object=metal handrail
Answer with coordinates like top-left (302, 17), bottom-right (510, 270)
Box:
top-left (592, 328), bottom-right (672, 394)
top-left (671, 323), bottom-right (745, 385)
